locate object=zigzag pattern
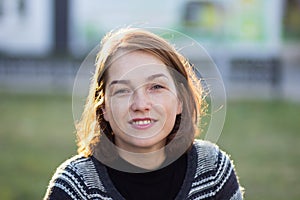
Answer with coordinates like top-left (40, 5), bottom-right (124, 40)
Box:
top-left (45, 155), bottom-right (113, 200)
top-left (44, 140), bottom-right (243, 200)
top-left (187, 141), bottom-right (241, 200)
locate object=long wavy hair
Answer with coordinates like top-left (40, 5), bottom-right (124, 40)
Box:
top-left (76, 28), bottom-right (207, 159)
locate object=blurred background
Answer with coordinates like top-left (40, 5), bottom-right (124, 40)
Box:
top-left (0, 0), bottom-right (299, 199)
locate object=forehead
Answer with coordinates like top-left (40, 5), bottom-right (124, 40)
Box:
top-left (106, 51), bottom-right (172, 81)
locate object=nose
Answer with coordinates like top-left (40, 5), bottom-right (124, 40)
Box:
top-left (130, 89), bottom-right (152, 112)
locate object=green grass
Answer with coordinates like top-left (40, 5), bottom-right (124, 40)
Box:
top-left (0, 93), bottom-right (299, 199)
top-left (0, 93), bottom-right (76, 199)
top-left (219, 100), bottom-right (300, 200)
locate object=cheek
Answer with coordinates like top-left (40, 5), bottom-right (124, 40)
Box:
top-left (104, 97), bottom-right (129, 120)
top-left (156, 93), bottom-right (181, 113)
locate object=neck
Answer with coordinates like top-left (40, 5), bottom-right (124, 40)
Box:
top-left (117, 147), bottom-right (166, 170)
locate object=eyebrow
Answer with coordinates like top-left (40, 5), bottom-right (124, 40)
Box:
top-left (108, 73), bottom-right (169, 87)
top-left (146, 73), bottom-right (169, 81)
top-left (108, 80), bottom-right (130, 87)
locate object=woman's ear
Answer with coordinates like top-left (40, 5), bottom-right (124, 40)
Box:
top-left (102, 107), bottom-right (109, 122)
top-left (176, 99), bottom-right (183, 115)
top-left (176, 83), bottom-right (184, 115)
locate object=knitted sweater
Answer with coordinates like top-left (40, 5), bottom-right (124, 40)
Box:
top-left (44, 140), bottom-right (243, 200)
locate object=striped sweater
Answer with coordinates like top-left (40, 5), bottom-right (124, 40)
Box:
top-left (44, 140), bottom-right (243, 200)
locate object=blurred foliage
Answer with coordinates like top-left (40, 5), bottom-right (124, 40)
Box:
top-left (283, 0), bottom-right (300, 41)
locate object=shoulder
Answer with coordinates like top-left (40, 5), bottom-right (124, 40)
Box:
top-left (49, 155), bottom-right (99, 186)
top-left (187, 139), bottom-right (244, 199)
top-left (44, 155), bottom-right (110, 200)
top-left (192, 139), bottom-right (220, 173)
top-left (54, 155), bottom-right (95, 173)
top-left (192, 139), bottom-right (234, 169)
top-left (192, 139), bottom-right (220, 159)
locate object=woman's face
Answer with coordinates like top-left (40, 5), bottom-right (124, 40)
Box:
top-left (102, 51), bottom-right (182, 153)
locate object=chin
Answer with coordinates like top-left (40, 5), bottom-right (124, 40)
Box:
top-left (118, 135), bottom-right (167, 152)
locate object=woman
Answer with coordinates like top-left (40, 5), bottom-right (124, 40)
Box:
top-left (44, 28), bottom-right (243, 200)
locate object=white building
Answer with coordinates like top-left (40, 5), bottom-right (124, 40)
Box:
top-left (0, 0), bottom-right (53, 56)
top-left (0, 0), bottom-right (285, 57)
top-left (1, 0), bottom-right (300, 100)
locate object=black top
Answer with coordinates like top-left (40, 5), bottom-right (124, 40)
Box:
top-left (106, 153), bottom-right (187, 200)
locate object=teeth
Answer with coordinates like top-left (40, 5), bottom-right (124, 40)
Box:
top-left (133, 120), bottom-right (151, 125)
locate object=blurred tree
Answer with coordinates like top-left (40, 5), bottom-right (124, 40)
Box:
top-left (283, 0), bottom-right (300, 41)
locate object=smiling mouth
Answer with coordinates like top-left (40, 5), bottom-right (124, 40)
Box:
top-left (130, 118), bottom-right (157, 127)
top-left (132, 119), bottom-right (152, 125)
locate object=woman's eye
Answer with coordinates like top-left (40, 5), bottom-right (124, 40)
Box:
top-left (151, 84), bottom-right (164, 90)
top-left (113, 89), bottom-right (131, 95)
